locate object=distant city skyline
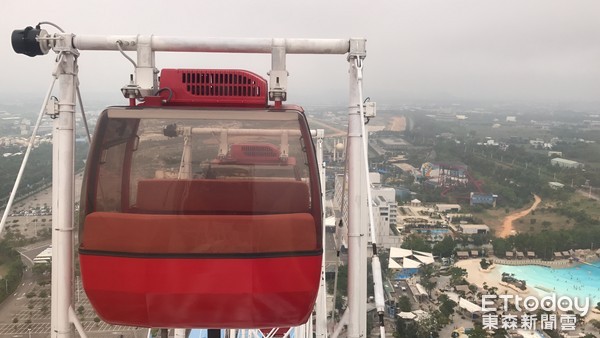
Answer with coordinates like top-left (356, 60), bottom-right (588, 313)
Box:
top-left (2, 0), bottom-right (600, 107)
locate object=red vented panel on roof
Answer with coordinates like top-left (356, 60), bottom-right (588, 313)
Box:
top-left (159, 69), bottom-right (268, 107)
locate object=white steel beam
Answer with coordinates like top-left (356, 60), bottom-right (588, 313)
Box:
top-left (51, 50), bottom-right (78, 338)
top-left (269, 39), bottom-right (288, 104)
top-left (314, 129), bottom-right (327, 338)
top-left (346, 38), bottom-right (367, 338)
top-left (72, 36), bottom-right (350, 54)
top-left (134, 35), bottom-right (157, 97)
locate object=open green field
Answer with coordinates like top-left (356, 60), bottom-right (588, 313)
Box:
top-left (477, 208), bottom-right (504, 233)
top-left (475, 197), bottom-right (580, 233)
top-left (477, 193), bottom-right (598, 236)
top-left (511, 207), bottom-right (573, 233)
top-left (569, 193), bottom-right (600, 220)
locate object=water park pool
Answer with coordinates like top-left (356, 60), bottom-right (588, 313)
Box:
top-left (499, 261), bottom-right (600, 305)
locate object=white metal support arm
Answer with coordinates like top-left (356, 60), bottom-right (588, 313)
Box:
top-left (346, 38), bottom-right (368, 338)
top-left (71, 36), bottom-right (351, 54)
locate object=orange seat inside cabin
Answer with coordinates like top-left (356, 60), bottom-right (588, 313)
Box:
top-left (81, 179), bottom-right (318, 255)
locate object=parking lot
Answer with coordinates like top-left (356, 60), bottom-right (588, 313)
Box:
top-left (0, 277), bottom-right (145, 337)
top-left (0, 322), bottom-right (143, 337)
top-left (0, 178), bottom-right (147, 337)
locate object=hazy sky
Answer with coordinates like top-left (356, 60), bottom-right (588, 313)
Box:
top-left (2, 0), bottom-right (600, 106)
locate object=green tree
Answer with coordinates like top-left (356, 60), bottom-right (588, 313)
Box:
top-left (467, 325), bottom-right (488, 338)
top-left (448, 267), bottom-right (468, 286)
top-left (32, 263), bottom-right (51, 277)
top-left (432, 236), bottom-right (455, 257)
top-left (479, 258), bottom-right (490, 270)
top-left (492, 238), bottom-right (510, 257)
top-left (402, 234), bottom-right (431, 252)
top-left (438, 294), bottom-right (457, 317)
top-left (396, 318), bottom-right (419, 338)
top-left (398, 295), bottom-right (412, 312)
top-left (40, 305), bottom-right (49, 315)
top-left (418, 265), bottom-right (437, 296)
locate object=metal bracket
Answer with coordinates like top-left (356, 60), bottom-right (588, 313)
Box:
top-left (45, 97), bottom-right (59, 119)
top-left (121, 74), bottom-right (142, 99)
top-left (268, 39), bottom-right (288, 104)
top-left (119, 35), bottom-right (157, 100)
top-left (348, 38), bottom-right (366, 62)
top-left (363, 101), bottom-right (376, 118)
top-left (136, 35), bottom-right (157, 97)
top-left (280, 131), bottom-right (289, 161)
top-left (218, 130), bottom-right (228, 159)
top-left (52, 33), bottom-right (80, 56)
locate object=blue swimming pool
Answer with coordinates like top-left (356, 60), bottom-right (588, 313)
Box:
top-left (499, 262), bottom-right (600, 305)
top-left (415, 228), bottom-right (450, 235)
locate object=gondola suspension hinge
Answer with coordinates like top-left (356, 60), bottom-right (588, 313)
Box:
top-left (119, 35), bottom-right (157, 101)
top-left (121, 74), bottom-right (141, 100)
top-left (268, 41), bottom-right (288, 107)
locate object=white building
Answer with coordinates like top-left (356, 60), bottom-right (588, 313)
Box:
top-left (550, 158), bottom-right (583, 169)
top-left (370, 173), bottom-right (401, 248)
top-left (388, 247), bottom-right (434, 270)
top-left (529, 139), bottom-right (544, 147)
top-left (548, 182), bottom-right (565, 189)
top-left (458, 224), bottom-right (489, 235)
top-left (33, 246), bottom-right (52, 264)
top-left (333, 171), bottom-right (403, 249)
top-left (435, 204), bottom-right (461, 213)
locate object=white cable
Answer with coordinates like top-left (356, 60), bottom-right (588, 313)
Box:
top-left (116, 40), bottom-right (137, 68)
top-left (76, 85), bottom-right (91, 144)
top-left (37, 21), bottom-right (66, 33)
top-left (354, 58), bottom-right (377, 245)
top-left (0, 53), bottom-right (64, 234)
top-left (354, 58), bottom-right (386, 337)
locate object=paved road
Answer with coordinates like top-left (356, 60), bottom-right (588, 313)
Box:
top-left (308, 119), bottom-right (347, 137)
top-left (0, 243), bottom-right (44, 321)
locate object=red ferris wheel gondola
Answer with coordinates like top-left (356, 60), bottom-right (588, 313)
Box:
top-left (78, 69), bottom-right (323, 328)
